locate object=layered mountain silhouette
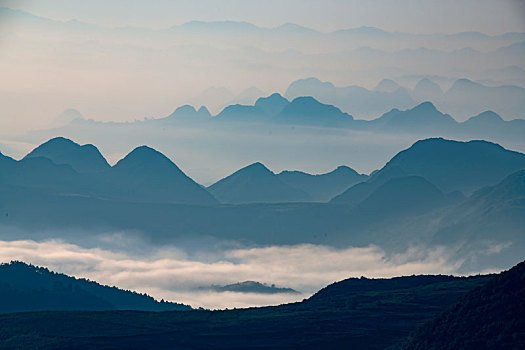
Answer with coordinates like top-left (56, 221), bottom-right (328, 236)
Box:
top-left (370, 101), bottom-right (456, 131)
top-left (0, 261), bottom-right (190, 313)
top-left (2, 139), bottom-right (217, 205)
top-left (2, 137), bottom-right (524, 269)
top-left (62, 91), bottom-right (525, 141)
top-left (213, 93), bottom-right (289, 123)
top-left (214, 93), bottom-right (353, 127)
top-left (274, 96), bottom-right (353, 127)
top-left (333, 138), bottom-right (525, 205)
top-left (285, 77), bottom-right (415, 118)
top-left (24, 137), bottom-right (110, 173)
top-left (412, 77), bottom-right (443, 102)
top-left (157, 105), bottom-right (212, 123)
top-left (278, 166), bottom-right (367, 202)
top-left (441, 78), bottom-right (525, 119)
top-left (108, 146), bottom-right (218, 204)
top-left (208, 162), bottom-right (311, 203)
top-left (374, 78), bottom-right (402, 93)
top-left (284, 77), bottom-right (525, 121)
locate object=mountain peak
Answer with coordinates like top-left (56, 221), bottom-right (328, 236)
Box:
top-left (275, 96), bottom-right (353, 126)
top-left (239, 162), bottom-right (273, 175)
top-left (412, 78), bottom-right (443, 101)
top-left (412, 101), bottom-right (438, 112)
top-left (208, 162), bottom-right (311, 203)
top-left (112, 146), bottom-right (217, 204)
top-left (114, 146), bottom-right (181, 174)
top-left (164, 104), bottom-right (211, 121)
top-left (332, 165), bottom-right (360, 176)
top-left (119, 145), bottom-right (168, 162)
top-left (465, 110), bottom-right (504, 124)
top-left (414, 78), bottom-right (442, 92)
top-left (377, 138), bottom-right (525, 194)
top-left (254, 93), bottom-right (289, 115)
top-left (197, 106), bottom-right (210, 115)
top-left (374, 79), bottom-right (401, 92)
top-left (174, 105), bottom-right (197, 114)
top-left (25, 137), bottom-right (109, 173)
top-left (451, 78), bottom-right (482, 89)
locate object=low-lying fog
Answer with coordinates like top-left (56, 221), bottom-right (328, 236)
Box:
top-left (0, 228), bottom-right (502, 309)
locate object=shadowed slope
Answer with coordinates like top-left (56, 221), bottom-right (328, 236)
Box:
top-left (208, 162), bottom-right (311, 203)
top-left (0, 261), bottom-right (191, 313)
top-left (277, 166), bottom-right (368, 202)
top-left (24, 137), bottom-right (109, 173)
top-left (404, 260), bottom-right (525, 350)
top-left (109, 146), bottom-right (218, 204)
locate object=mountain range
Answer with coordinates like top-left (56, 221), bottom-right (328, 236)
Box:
top-left (1, 137), bottom-right (524, 270)
top-left (67, 90), bottom-right (525, 141)
top-left (285, 77), bottom-right (525, 121)
top-left (1, 137), bottom-right (370, 205)
top-left (2, 5), bottom-right (525, 135)
top-left (2, 6), bottom-right (523, 53)
top-left (332, 138), bottom-right (525, 206)
top-left (208, 162), bottom-right (367, 203)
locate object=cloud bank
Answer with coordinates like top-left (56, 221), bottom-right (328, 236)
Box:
top-left (0, 238), bottom-right (489, 309)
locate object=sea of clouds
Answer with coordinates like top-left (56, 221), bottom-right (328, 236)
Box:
top-left (0, 234), bottom-right (494, 309)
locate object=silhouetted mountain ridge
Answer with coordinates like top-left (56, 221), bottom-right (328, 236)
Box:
top-left (24, 137), bottom-right (110, 173)
top-left (404, 260), bottom-right (525, 349)
top-left (0, 264), bottom-right (498, 349)
top-left (0, 261), bottom-right (191, 313)
top-left (208, 162), bottom-right (311, 203)
top-left (278, 165), bottom-right (368, 202)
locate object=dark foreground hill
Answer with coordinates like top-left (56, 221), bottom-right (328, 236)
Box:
top-left (0, 261), bottom-right (191, 313)
top-left (404, 260), bottom-right (525, 350)
top-left (0, 264), bottom-right (494, 349)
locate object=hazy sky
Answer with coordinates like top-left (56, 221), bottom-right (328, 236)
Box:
top-left (0, 0), bottom-right (524, 134)
top-left (2, 0), bottom-right (525, 34)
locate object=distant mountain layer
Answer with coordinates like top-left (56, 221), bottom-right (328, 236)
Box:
top-left (0, 262), bottom-right (496, 349)
top-left (69, 90), bottom-right (525, 141)
top-left (0, 261), bottom-right (190, 313)
top-left (285, 77), bottom-right (416, 118)
top-left (286, 77), bottom-right (525, 121)
top-left (404, 260), bottom-right (525, 350)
